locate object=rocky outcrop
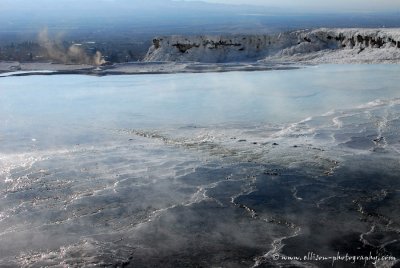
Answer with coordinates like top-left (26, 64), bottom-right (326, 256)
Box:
top-left (144, 33), bottom-right (300, 62)
top-left (278, 28), bottom-right (400, 56)
top-left (143, 28), bottom-right (400, 63)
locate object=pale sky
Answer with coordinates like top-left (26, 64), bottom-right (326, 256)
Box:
top-left (2, 0), bottom-right (400, 15)
top-left (183, 0), bottom-right (400, 12)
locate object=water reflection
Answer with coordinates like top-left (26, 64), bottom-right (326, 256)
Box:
top-left (0, 65), bottom-right (400, 267)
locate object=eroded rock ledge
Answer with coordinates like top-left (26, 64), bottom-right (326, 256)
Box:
top-left (144, 28), bottom-right (400, 63)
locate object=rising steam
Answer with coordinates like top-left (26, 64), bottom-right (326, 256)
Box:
top-left (38, 28), bottom-right (106, 66)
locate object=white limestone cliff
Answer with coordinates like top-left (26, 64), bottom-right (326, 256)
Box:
top-left (143, 28), bottom-right (400, 63)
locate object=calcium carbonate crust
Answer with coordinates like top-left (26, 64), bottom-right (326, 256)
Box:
top-left (144, 28), bottom-right (400, 63)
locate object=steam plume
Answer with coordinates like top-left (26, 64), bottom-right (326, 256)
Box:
top-left (38, 28), bottom-right (105, 66)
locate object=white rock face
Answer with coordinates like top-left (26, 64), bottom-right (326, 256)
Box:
top-left (144, 33), bottom-right (299, 62)
top-left (143, 28), bottom-right (400, 63)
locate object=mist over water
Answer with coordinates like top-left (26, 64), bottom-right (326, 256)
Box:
top-left (1, 65), bottom-right (400, 267)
